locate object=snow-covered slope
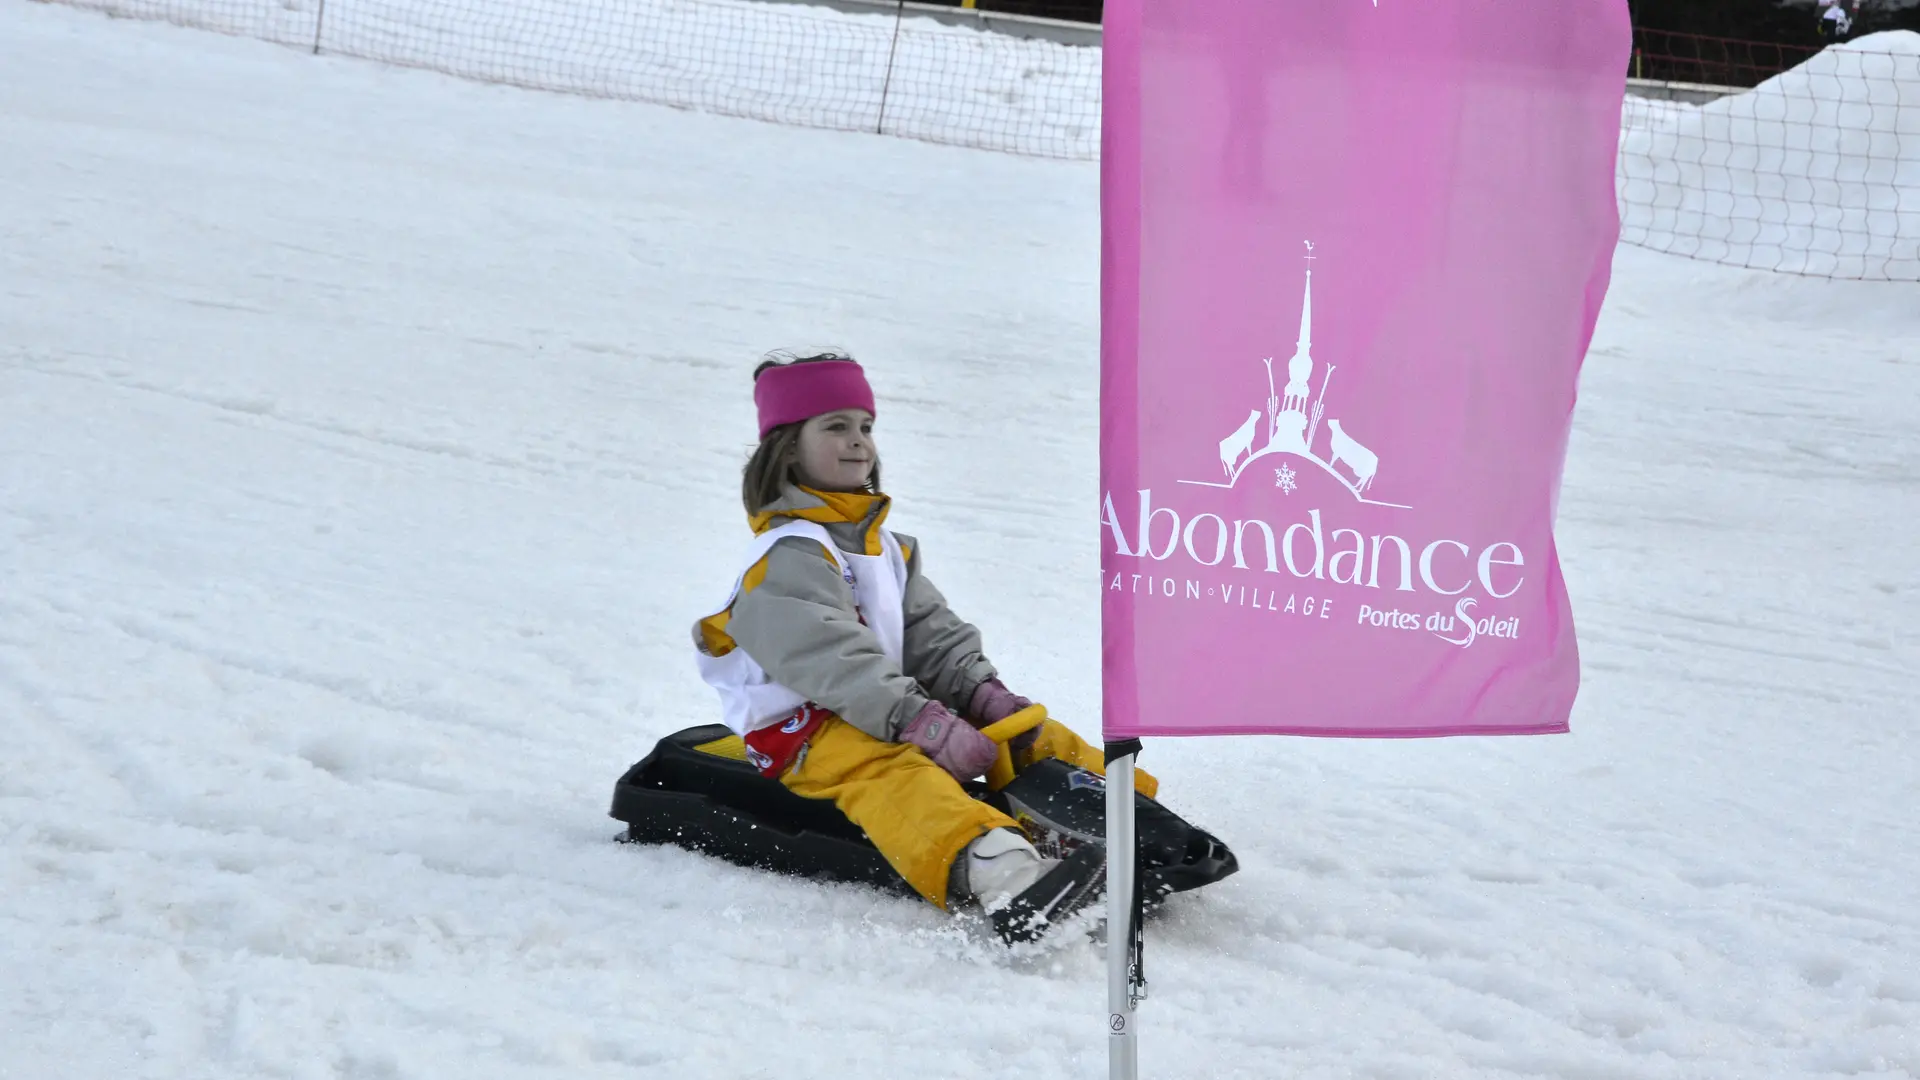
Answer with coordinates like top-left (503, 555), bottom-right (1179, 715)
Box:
top-left (49, 0), bottom-right (1104, 158)
top-left (2, 5), bottom-right (1917, 1079)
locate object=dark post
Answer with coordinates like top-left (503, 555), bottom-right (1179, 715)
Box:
top-left (876, 0), bottom-right (905, 135)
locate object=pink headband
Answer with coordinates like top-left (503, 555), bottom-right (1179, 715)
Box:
top-left (754, 360), bottom-right (876, 438)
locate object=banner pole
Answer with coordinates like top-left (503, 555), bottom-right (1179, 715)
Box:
top-left (1105, 740), bottom-right (1141, 1080)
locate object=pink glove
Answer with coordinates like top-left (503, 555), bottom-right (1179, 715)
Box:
top-left (900, 701), bottom-right (999, 781)
top-left (969, 679), bottom-right (1040, 753)
top-left (967, 678), bottom-right (1032, 725)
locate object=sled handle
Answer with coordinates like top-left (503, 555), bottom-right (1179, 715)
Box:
top-left (978, 704), bottom-right (1047, 745)
top-left (979, 704), bottom-right (1047, 791)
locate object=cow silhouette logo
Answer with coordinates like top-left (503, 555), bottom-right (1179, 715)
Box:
top-left (1184, 242), bottom-right (1408, 510)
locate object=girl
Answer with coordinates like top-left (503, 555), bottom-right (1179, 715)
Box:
top-left (692, 353), bottom-right (1147, 944)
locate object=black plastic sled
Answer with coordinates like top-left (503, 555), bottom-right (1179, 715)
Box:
top-left (609, 725), bottom-right (1238, 904)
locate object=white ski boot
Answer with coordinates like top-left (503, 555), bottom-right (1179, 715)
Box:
top-left (960, 827), bottom-right (1107, 945)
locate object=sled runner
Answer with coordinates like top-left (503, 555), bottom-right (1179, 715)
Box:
top-left (609, 707), bottom-right (1237, 904)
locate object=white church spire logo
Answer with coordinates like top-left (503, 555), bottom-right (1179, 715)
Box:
top-left (1282, 241), bottom-right (1315, 416)
top-left (1185, 242), bottom-right (1406, 509)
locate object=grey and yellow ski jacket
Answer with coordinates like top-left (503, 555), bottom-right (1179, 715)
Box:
top-left (694, 485), bottom-right (1001, 742)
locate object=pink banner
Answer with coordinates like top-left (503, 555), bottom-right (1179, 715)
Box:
top-left (1101, 0), bottom-right (1630, 739)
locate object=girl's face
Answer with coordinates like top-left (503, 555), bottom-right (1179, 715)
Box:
top-left (792, 409), bottom-right (877, 492)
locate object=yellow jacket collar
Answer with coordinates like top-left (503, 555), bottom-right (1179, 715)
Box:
top-left (749, 485), bottom-right (891, 554)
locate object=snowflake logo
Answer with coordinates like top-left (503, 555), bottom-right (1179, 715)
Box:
top-left (1275, 463), bottom-right (1297, 494)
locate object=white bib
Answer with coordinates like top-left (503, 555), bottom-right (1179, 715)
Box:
top-left (695, 520), bottom-right (909, 735)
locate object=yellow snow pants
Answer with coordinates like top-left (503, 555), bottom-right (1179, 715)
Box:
top-left (779, 715), bottom-right (1159, 909)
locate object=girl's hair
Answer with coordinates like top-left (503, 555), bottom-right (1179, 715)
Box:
top-left (741, 351), bottom-right (882, 516)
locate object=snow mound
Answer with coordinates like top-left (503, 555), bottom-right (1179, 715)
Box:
top-left (1620, 31), bottom-right (1920, 280)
